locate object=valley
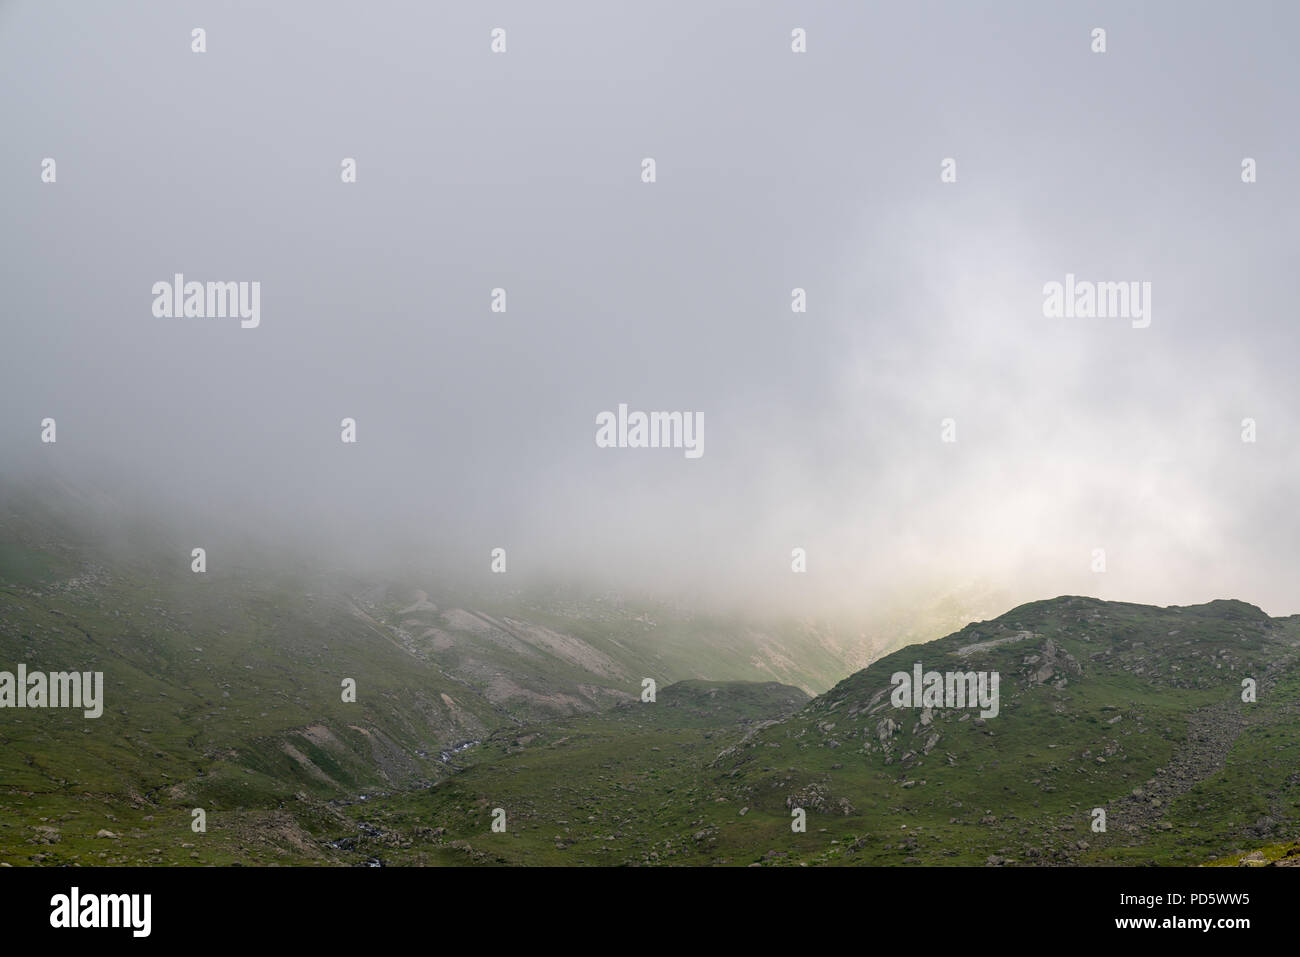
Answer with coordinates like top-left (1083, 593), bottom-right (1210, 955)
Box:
top-left (2, 488), bottom-right (1297, 867)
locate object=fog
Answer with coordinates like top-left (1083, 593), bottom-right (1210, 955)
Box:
top-left (3, 1), bottom-right (1298, 617)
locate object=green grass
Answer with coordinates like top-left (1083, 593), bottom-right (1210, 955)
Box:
top-left (314, 597), bottom-right (1300, 867)
top-left (4, 495), bottom-right (1299, 869)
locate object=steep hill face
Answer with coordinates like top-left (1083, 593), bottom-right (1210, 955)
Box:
top-left (353, 582), bottom-right (853, 707)
top-left (0, 542), bottom-right (506, 864)
top-left (709, 596), bottom-right (1300, 864)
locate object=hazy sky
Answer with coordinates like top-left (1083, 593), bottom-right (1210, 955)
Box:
top-left (3, 1), bottom-right (1298, 616)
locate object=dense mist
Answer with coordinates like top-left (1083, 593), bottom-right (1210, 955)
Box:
top-left (3, 1), bottom-right (1298, 617)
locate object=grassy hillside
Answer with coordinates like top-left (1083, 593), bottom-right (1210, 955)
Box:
top-left (5, 481), bottom-right (1297, 866)
top-left (328, 596), bottom-right (1300, 867)
top-left (0, 484), bottom-right (856, 864)
top-left (703, 596), bottom-right (1300, 865)
top-left (324, 680), bottom-right (812, 866)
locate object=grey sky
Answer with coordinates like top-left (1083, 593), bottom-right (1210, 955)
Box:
top-left (2, 1), bottom-right (1298, 616)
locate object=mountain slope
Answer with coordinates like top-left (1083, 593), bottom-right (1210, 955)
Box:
top-left (709, 596), bottom-right (1300, 864)
top-left (0, 482), bottom-right (861, 863)
top-left (343, 596), bottom-right (1300, 866)
top-left (7, 475), bottom-right (1296, 866)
